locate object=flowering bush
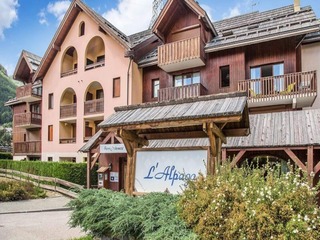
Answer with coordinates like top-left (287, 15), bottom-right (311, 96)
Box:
top-left (178, 162), bottom-right (320, 240)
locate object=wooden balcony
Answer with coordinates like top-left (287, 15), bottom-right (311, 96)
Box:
top-left (14, 112), bottom-right (41, 129)
top-left (158, 36), bottom-right (205, 72)
top-left (158, 83), bottom-right (207, 102)
top-left (59, 138), bottom-right (76, 144)
top-left (61, 68), bottom-right (77, 78)
top-left (14, 141), bottom-right (41, 155)
top-left (84, 98), bottom-right (104, 116)
top-left (16, 83), bottom-right (42, 102)
top-left (60, 103), bottom-right (77, 119)
top-left (85, 60), bottom-right (105, 71)
top-left (238, 71), bottom-right (317, 108)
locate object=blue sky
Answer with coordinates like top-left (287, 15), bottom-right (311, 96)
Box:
top-left (0, 0), bottom-right (319, 76)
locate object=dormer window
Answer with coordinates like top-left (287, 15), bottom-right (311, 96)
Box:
top-left (79, 22), bottom-right (85, 36)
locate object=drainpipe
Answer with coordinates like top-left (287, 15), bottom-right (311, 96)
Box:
top-left (127, 57), bottom-right (133, 106)
top-left (294, 0), bottom-right (300, 12)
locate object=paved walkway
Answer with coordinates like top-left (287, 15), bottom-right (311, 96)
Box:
top-left (0, 196), bottom-right (86, 240)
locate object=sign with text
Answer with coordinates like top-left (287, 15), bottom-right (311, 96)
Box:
top-left (100, 144), bottom-right (126, 153)
top-left (135, 150), bottom-right (207, 194)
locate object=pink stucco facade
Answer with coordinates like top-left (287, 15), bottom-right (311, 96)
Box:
top-left (41, 11), bottom-right (141, 162)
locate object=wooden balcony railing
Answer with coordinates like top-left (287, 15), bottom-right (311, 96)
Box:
top-left (14, 112), bottom-right (41, 128)
top-left (238, 71), bottom-right (317, 100)
top-left (60, 103), bottom-right (77, 119)
top-left (61, 68), bottom-right (77, 78)
top-left (158, 83), bottom-right (207, 102)
top-left (158, 36), bottom-right (205, 72)
top-left (85, 60), bottom-right (105, 71)
top-left (14, 141), bottom-right (41, 154)
top-left (60, 138), bottom-right (76, 144)
top-left (84, 98), bottom-right (104, 115)
top-left (16, 83), bottom-right (42, 99)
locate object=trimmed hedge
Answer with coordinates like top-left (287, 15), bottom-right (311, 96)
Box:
top-left (0, 152), bottom-right (12, 159)
top-left (0, 160), bottom-right (97, 186)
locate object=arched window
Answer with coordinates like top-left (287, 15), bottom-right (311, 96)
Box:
top-left (85, 36), bottom-right (105, 70)
top-left (79, 21), bottom-right (85, 36)
top-left (61, 47), bottom-right (78, 77)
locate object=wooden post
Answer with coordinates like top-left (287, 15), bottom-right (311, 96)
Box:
top-left (307, 146), bottom-right (314, 186)
top-left (222, 148), bottom-right (227, 162)
top-left (86, 152), bottom-right (91, 189)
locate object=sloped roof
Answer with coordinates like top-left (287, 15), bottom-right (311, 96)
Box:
top-left (33, 0), bottom-right (131, 82)
top-left (99, 92), bottom-right (249, 140)
top-left (206, 5), bottom-right (320, 52)
top-left (224, 108), bottom-right (320, 148)
top-left (13, 50), bottom-right (42, 82)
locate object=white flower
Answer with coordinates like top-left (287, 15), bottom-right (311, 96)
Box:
top-left (293, 229), bottom-right (299, 233)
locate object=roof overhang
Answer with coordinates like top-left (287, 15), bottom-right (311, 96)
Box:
top-left (152, 0), bottom-right (217, 42)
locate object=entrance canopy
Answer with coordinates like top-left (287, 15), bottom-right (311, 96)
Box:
top-left (98, 92), bottom-right (250, 194)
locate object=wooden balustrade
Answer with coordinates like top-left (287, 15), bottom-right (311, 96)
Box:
top-left (158, 36), bottom-right (205, 72)
top-left (14, 141), bottom-right (41, 154)
top-left (85, 60), bottom-right (105, 70)
top-left (60, 68), bottom-right (77, 78)
top-left (84, 98), bottom-right (104, 115)
top-left (60, 103), bottom-right (77, 118)
top-left (158, 83), bottom-right (207, 102)
top-left (16, 83), bottom-right (42, 99)
top-left (238, 71), bottom-right (317, 99)
top-left (59, 138), bottom-right (76, 144)
top-left (14, 112), bottom-right (41, 127)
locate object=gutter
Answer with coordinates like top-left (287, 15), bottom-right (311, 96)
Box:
top-left (127, 57), bottom-right (133, 105)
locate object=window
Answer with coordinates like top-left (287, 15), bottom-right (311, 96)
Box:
top-left (96, 89), bottom-right (104, 99)
top-left (220, 66), bottom-right (230, 88)
top-left (79, 22), bottom-right (85, 36)
top-left (152, 79), bottom-right (160, 98)
top-left (48, 157), bottom-right (53, 162)
top-left (48, 125), bottom-right (53, 141)
top-left (250, 63), bottom-right (284, 94)
top-left (174, 72), bottom-right (200, 87)
top-left (48, 93), bottom-right (53, 109)
top-left (113, 78), bottom-right (120, 98)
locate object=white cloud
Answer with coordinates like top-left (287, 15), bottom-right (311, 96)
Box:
top-left (38, 9), bottom-right (48, 25)
top-left (47, 0), bottom-right (71, 22)
top-left (200, 4), bottom-right (213, 21)
top-left (223, 5), bottom-right (241, 19)
top-left (0, 0), bottom-right (19, 39)
top-left (102, 0), bottom-right (153, 35)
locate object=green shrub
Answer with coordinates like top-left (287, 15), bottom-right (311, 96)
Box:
top-left (68, 189), bottom-right (196, 239)
top-left (0, 180), bottom-right (46, 201)
top-left (0, 152), bottom-right (12, 159)
top-left (178, 162), bottom-right (320, 240)
top-left (0, 160), bottom-right (97, 186)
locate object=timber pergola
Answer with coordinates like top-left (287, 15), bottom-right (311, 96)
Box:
top-left (223, 109), bottom-right (320, 186)
top-left (98, 92), bottom-right (250, 195)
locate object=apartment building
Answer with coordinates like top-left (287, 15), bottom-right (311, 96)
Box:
top-left (7, 0), bottom-right (320, 191)
top-left (7, 0), bottom-right (145, 162)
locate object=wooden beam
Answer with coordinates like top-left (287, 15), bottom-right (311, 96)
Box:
top-left (230, 150), bottom-right (246, 167)
top-left (90, 153), bottom-right (101, 170)
top-left (210, 122), bottom-right (226, 144)
top-left (284, 148), bottom-right (307, 172)
top-left (103, 115), bottom-right (242, 132)
top-left (86, 152), bottom-right (91, 189)
top-left (216, 137), bottom-right (222, 164)
top-left (223, 128), bottom-right (250, 137)
top-left (122, 138), bottom-right (133, 157)
top-left (314, 162), bottom-right (320, 175)
top-left (203, 123), bottom-right (216, 157)
top-left (222, 148), bottom-right (227, 162)
top-left (118, 129), bottom-right (149, 146)
top-left (307, 146), bottom-right (314, 186)
top-left (139, 130), bottom-right (207, 140)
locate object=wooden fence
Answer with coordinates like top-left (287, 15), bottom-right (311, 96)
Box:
top-left (0, 168), bottom-right (84, 198)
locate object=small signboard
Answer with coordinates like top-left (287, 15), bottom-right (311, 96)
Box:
top-left (135, 150), bottom-right (207, 194)
top-left (100, 144), bottom-right (126, 153)
top-left (110, 172), bottom-right (119, 182)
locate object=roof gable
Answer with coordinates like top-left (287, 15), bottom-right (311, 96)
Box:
top-left (14, 50), bottom-right (42, 83)
top-left (152, 0), bottom-right (217, 42)
top-left (33, 0), bottom-right (130, 81)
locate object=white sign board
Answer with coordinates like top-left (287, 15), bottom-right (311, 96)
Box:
top-left (110, 172), bottom-right (119, 182)
top-left (100, 144), bottom-right (126, 153)
top-left (135, 150), bottom-right (207, 194)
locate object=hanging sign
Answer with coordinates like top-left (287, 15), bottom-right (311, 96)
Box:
top-left (135, 150), bottom-right (207, 194)
top-left (100, 144), bottom-right (126, 153)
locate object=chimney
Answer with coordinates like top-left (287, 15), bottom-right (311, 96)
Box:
top-left (294, 0), bottom-right (300, 12)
